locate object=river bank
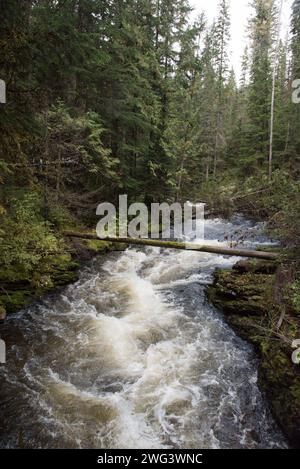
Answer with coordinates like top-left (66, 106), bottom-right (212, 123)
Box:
top-left (206, 259), bottom-right (300, 448)
top-left (2, 219), bottom-right (298, 448)
top-left (0, 236), bottom-right (126, 320)
top-left (0, 216), bottom-right (287, 449)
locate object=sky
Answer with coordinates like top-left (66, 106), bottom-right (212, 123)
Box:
top-left (191, 0), bottom-right (294, 78)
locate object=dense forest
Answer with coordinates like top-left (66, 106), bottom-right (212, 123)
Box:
top-left (0, 0), bottom-right (300, 307)
top-left (1, 0), bottom-right (300, 451)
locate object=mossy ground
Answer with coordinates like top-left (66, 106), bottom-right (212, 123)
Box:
top-left (0, 253), bottom-right (79, 315)
top-left (207, 260), bottom-right (300, 448)
top-left (0, 236), bottom-right (126, 317)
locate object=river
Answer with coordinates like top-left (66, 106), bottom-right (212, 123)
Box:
top-left (0, 216), bottom-right (287, 448)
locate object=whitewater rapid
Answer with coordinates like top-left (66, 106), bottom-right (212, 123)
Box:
top-left (0, 217), bottom-right (287, 448)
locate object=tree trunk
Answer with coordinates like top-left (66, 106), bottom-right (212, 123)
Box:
top-left (63, 231), bottom-right (279, 261)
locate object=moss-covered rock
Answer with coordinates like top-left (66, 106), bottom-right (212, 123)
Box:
top-left (207, 260), bottom-right (300, 448)
top-left (0, 253), bottom-right (79, 314)
top-left (207, 269), bottom-right (274, 316)
top-left (0, 290), bottom-right (34, 314)
top-left (69, 237), bottom-right (126, 262)
top-left (0, 234), bottom-right (127, 316)
top-left (258, 343), bottom-right (300, 447)
top-left (233, 259), bottom-right (278, 274)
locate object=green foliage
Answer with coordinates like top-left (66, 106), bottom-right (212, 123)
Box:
top-left (34, 102), bottom-right (119, 196)
top-left (47, 205), bottom-right (75, 230)
top-left (265, 174), bottom-right (300, 249)
top-left (241, 0), bottom-right (273, 172)
top-left (0, 192), bottom-right (61, 273)
top-left (284, 280), bottom-right (300, 314)
top-left (0, 0), bottom-right (300, 315)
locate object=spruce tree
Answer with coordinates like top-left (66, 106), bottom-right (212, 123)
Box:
top-left (290, 0), bottom-right (300, 164)
top-left (245, 0), bottom-right (274, 174)
top-left (212, 0), bottom-right (231, 177)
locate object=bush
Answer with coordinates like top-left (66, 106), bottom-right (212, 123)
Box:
top-left (0, 192), bottom-right (62, 274)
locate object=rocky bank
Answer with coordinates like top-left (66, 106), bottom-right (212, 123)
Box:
top-left (207, 259), bottom-right (300, 448)
top-left (0, 236), bottom-right (126, 320)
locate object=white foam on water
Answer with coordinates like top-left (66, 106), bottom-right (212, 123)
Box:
top-left (0, 217), bottom-right (288, 449)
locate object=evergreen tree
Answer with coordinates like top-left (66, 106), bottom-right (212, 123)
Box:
top-left (212, 0), bottom-right (231, 177)
top-left (195, 26), bottom-right (219, 182)
top-left (244, 0), bottom-right (274, 174)
top-left (290, 0), bottom-right (300, 164)
top-left (273, 41), bottom-right (290, 166)
top-left (162, 15), bottom-right (205, 200)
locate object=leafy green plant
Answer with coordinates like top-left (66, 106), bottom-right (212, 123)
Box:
top-left (0, 192), bottom-right (62, 274)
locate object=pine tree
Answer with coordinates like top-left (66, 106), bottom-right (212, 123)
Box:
top-left (212, 0), bottom-right (231, 177)
top-left (195, 27), bottom-right (219, 182)
top-left (162, 14), bottom-right (205, 200)
top-left (245, 0), bottom-right (274, 174)
top-left (0, 0), bottom-right (34, 173)
top-left (240, 46), bottom-right (250, 89)
top-left (272, 41), bottom-right (290, 167)
top-left (269, 0), bottom-right (284, 181)
top-left (290, 0), bottom-right (300, 164)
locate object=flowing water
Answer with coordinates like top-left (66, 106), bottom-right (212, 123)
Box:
top-left (0, 217), bottom-right (287, 449)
